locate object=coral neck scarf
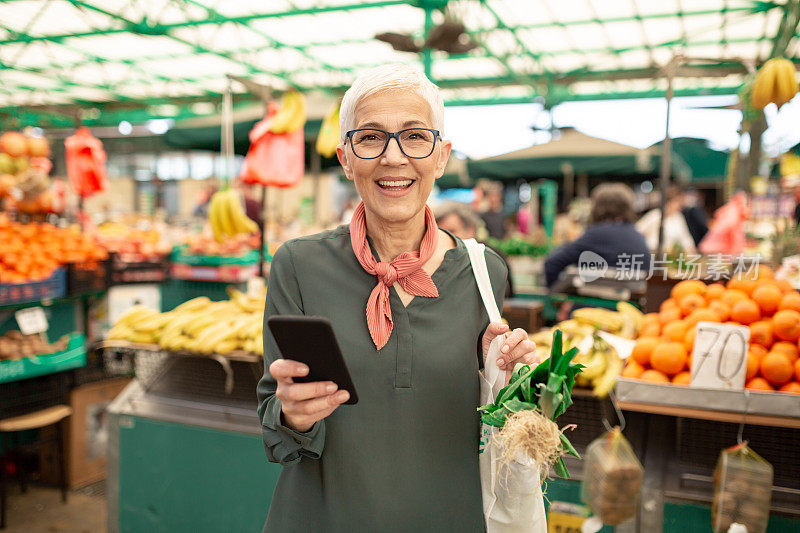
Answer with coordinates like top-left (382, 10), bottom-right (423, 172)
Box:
top-left (350, 201), bottom-right (439, 350)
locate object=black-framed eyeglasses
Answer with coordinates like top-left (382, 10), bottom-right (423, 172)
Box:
top-left (345, 128), bottom-right (441, 159)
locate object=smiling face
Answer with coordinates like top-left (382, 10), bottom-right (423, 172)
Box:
top-left (336, 90), bottom-right (451, 227)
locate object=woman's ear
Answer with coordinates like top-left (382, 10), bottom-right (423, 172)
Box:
top-left (336, 142), bottom-right (354, 181)
top-left (433, 139), bottom-right (453, 180)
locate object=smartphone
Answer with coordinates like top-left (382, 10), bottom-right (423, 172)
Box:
top-left (266, 315), bottom-right (358, 405)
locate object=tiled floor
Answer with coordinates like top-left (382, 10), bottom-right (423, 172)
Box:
top-left (2, 482), bottom-right (106, 533)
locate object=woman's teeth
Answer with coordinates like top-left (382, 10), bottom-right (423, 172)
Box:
top-left (377, 179), bottom-right (413, 190)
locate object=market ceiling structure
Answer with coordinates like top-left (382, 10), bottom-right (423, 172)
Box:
top-left (1, 0), bottom-right (798, 128)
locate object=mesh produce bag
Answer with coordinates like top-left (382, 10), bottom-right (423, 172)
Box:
top-left (712, 442), bottom-right (773, 533)
top-left (580, 427), bottom-right (643, 526)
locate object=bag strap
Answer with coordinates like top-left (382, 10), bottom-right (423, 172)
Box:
top-left (464, 238), bottom-right (502, 323)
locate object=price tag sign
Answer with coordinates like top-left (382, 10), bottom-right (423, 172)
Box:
top-left (596, 330), bottom-right (635, 360)
top-left (15, 307), bottom-right (49, 335)
top-left (546, 510), bottom-right (587, 533)
top-left (690, 321), bottom-right (749, 390)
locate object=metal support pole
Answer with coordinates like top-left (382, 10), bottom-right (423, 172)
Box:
top-left (311, 150), bottom-right (321, 223)
top-left (422, 5), bottom-right (433, 78)
top-left (656, 57), bottom-right (677, 259)
top-left (259, 186), bottom-right (268, 278)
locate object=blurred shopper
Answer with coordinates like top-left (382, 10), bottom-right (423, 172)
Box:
top-left (435, 201), bottom-right (514, 297)
top-left (257, 65), bottom-right (539, 532)
top-left (636, 186), bottom-right (697, 254)
top-left (680, 188), bottom-right (709, 247)
top-left (480, 187), bottom-right (507, 239)
top-left (544, 183), bottom-right (650, 287)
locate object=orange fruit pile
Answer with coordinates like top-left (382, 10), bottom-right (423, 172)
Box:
top-left (623, 274), bottom-right (800, 393)
top-left (0, 216), bottom-right (107, 284)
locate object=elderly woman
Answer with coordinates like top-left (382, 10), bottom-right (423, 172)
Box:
top-left (256, 65), bottom-right (539, 532)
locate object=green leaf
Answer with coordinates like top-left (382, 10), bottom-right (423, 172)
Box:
top-left (554, 457), bottom-right (571, 479)
top-left (560, 433), bottom-right (581, 459)
top-left (502, 397), bottom-right (538, 414)
top-left (550, 329), bottom-right (562, 374)
top-left (498, 365), bottom-right (536, 405)
top-left (521, 373), bottom-right (534, 403)
top-left (481, 413), bottom-right (505, 427)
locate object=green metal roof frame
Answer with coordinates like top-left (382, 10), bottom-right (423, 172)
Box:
top-left (1, 0), bottom-right (798, 129)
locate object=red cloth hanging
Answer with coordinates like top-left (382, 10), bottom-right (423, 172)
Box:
top-left (239, 102), bottom-right (304, 188)
top-left (64, 127), bottom-right (108, 198)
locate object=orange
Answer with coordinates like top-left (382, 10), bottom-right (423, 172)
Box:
top-left (651, 342), bottom-right (688, 376)
top-left (672, 371), bottom-right (692, 385)
top-left (778, 292), bottom-right (800, 313)
top-left (728, 278), bottom-right (757, 296)
top-left (778, 382), bottom-right (800, 394)
top-left (663, 320), bottom-right (689, 342)
top-left (621, 360), bottom-right (646, 379)
top-left (796, 358), bottom-right (800, 381)
top-left (774, 279), bottom-right (795, 294)
top-left (746, 377), bottom-right (774, 391)
top-left (640, 369), bottom-right (670, 384)
top-left (721, 289), bottom-right (749, 307)
top-left (773, 309), bottom-right (800, 341)
top-left (686, 308), bottom-right (721, 327)
top-left (660, 298), bottom-right (678, 312)
top-left (749, 320), bottom-right (774, 348)
top-left (631, 337), bottom-right (660, 366)
top-left (752, 284), bottom-right (782, 315)
top-left (708, 300), bottom-right (731, 322)
top-left (640, 323), bottom-right (661, 337)
top-left (642, 313), bottom-right (660, 325)
top-left (671, 280), bottom-right (707, 301)
top-left (705, 283), bottom-right (726, 302)
top-left (746, 351), bottom-right (760, 380)
top-left (684, 325), bottom-right (697, 353)
top-left (749, 344), bottom-right (768, 361)
top-left (659, 307), bottom-right (682, 326)
top-left (678, 293), bottom-right (706, 317)
top-left (730, 299), bottom-right (761, 325)
top-left (771, 341), bottom-right (799, 364)
top-left (760, 352), bottom-right (794, 386)
top-left (756, 265), bottom-right (774, 279)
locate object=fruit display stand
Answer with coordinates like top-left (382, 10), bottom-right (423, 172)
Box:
top-left (0, 333), bottom-right (87, 384)
top-left (169, 245), bottom-right (261, 283)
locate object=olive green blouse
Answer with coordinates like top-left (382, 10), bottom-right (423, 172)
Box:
top-left (257, 224), bottom-right (507, 532)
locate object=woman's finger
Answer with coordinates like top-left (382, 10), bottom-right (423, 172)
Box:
top-left (288, 390), bottom-right (350, 417)
top-left (496, 328), bottom-right (527, 366)
top-left (481, 322), bottom-right (510, 361)
top-left (502, 339), bottom-right (537, 366)
top-left (277, 380), bottom-right (339, 402)
top-left (269, 358), bottom-right (309, 382)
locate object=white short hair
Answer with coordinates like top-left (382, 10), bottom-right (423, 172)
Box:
top-left (339, 64), bottom-right (445, 141)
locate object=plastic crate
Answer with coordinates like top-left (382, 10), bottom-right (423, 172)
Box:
top-left (66, 258), bottom-right (111, 295)
top-left (0, 370), bottom-right (72, 420)
top-left (0, 333), bottom-right (87, 384)
top-left (110, 254), bottom-right (169, 284)
top-left (0, 268), bottom-right (67, 306)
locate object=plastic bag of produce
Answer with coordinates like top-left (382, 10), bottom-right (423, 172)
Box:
top-left (581, 427), bottom-right (643, 526)
top-left (64, 127), bottom-right (107, 198)
top-left (467, 239), bottom-right (547, 533)
top-left (239, 102), bottom-right (304, 188)
top-left (712, 442), bottom-right (773, 533)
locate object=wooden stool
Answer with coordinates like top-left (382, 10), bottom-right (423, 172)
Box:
top-left (0, 405), bottom-right (72, 529)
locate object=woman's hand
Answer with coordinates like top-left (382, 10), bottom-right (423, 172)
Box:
top-left (482, 322), bottom-right (540, 384)
top-left (269, 358), bottom-right (350, 433)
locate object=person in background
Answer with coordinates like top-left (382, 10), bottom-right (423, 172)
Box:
top-left (680, 187), bottom-right (709, 248)
top-left (544, 183), bottom-right (650, 288)
top-left (636, 185), bottom-right (697, 254)
top-left (480, 188), bottom-right (507, 239)
top-left (435, 201), bottom-right (514, 298)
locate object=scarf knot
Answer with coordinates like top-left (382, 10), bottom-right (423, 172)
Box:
top-left (374, 262), bottom-right (398, 286)
top-left (349, 201), bottom-right (439, 350)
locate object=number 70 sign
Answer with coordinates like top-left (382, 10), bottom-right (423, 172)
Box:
top-left (690, 322), bottom-right (750, 390)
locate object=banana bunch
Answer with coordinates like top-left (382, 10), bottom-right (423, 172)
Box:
top-left (316, 101), bottom-right (341, 158)
top-left (270, 91), bottom-right (307, 134)
top-left (528, 303), bottom-right (644, 397)
top-left (751, 57), bottom-right (798, 109)
top-left (208, 188), bottom-right (258, 243)
top-left (106, 289), bottom-right (267, 357)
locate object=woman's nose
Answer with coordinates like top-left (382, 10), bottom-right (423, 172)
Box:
top-left (382, 137), bottom-right (407, 164)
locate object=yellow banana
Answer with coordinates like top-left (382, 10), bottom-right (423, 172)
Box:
top-left (592, 348), bottom-right (623, 398)
top-left (132, 312), bottom-right (172, 333)
top-left (225, 189), bottom-right (259, 235)
top-left (208, 190), bottom-right (225, 242)
top-left (774, 58), bottom-right (798, 106)
top-left (129, 331), bottom-right (157, 345)
top-left (751, 59), bottom-right (778, 109)
top-left (572, 308), bottom-right (623, 332)
top-left (284, 91), bottom-right (307, 133)
top-left (185, 314), bottom-right (219, 337)
top-left (270, 91), bottom-right (301, 134)
top-left (316, 102), bottom-right (341, 157)
top-left (116, 305), bottom-right (158, 328)
top-left (172, 296), bottom-right (211, 314)
top-left (107, 324), bottom-right (133, 341)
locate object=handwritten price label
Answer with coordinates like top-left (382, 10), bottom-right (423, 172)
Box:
top-left (690, 322), bottom-right (749, 390)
